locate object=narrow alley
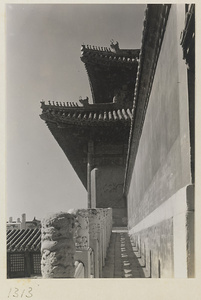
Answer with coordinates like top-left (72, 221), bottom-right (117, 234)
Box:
top-left (102, 229), bottom-right (146, 278)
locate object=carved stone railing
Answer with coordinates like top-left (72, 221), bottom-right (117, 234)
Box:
top-left (41, 208), bottom-right (112, 278)
top-left (73, 208), bottom-right (112, 278)
top-left (41, 212), bottom-right (76, 278)
top-left (74, 261), bottom-right (85, 278)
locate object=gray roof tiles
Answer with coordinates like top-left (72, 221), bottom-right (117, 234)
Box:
top-left (7, 229), bottom-right (41, 252)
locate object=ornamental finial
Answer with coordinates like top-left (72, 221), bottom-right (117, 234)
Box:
top-left (110, 40), bottom-right (120, 53)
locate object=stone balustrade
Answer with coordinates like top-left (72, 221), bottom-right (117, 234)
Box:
top-left (41, 212), bottom-right (76, 278)
top-left (74, 261), bottom-right (85, 278)
top-left (41, 208), bottom-right (112, 278)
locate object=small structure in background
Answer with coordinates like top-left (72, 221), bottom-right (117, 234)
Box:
top-left (7, 213), bottom-right (41, 231)
top-left (7, 228), bottom-right (41, 278)
top-left (6, 214), bottom-right (42, 278)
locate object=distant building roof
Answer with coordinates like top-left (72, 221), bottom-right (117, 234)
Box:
top-left (7, 229), bottom-right (41, 252)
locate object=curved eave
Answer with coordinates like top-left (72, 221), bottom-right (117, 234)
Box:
top-left (81, 50), bottom-right (140, 104)
top-left (43, 120), bottom-right (88, 188)
top-left (40, 106), bottom-right (133, 189)
top-left (40, 105), bottom-right (133, 125)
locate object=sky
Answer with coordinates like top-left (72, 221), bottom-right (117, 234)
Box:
top-left (6, 4), bottom-right (146, 221)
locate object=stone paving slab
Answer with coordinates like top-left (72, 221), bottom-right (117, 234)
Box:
top-left (102, 231), bottom-right (146, 278)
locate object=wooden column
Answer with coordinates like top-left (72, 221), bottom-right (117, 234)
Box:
top-left (91, 168), bottom-right (98, 208)
top-left (87, 141), bottom-right (94, 208)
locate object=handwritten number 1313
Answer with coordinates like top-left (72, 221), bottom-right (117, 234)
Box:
top-left (8, 287), bottom-right (33, 298)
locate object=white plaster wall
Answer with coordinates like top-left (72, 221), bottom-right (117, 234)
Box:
top-left (127, 5), bottom-right (194, 278)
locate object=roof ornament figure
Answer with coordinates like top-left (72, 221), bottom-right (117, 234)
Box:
top-left (79, 96), bottom-right (89, 107)
top-left (110, 39), bottom-right (120, 53)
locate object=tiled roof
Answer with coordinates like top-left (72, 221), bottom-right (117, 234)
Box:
top-left (80, 43), bottom-right (139, 104)
top-left (40, 101), bottom-right (133, 125)
top-left (7, 229), bottom-right (41, 252)
top-left (81, 44), bottom-right (139, 65)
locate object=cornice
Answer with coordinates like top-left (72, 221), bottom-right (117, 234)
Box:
top-left (180, 4), bottom-right (195, 71)
top-left (40, 100), bottom-right (133, 127)
top-left (80, 44), bottom-right (140, 66)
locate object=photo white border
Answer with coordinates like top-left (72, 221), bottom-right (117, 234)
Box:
top-left (1, 1), bottom-right (201, 299)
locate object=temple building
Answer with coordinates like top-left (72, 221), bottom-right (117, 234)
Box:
top-left (40, 4), bottom-right (195, 278)
top-left (40, 41), bottom-right (140, 227)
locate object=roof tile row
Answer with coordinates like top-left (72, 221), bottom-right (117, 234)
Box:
top-left (42, 107), bottom-right (133, 124)
top-left (7, 229), bottom-right (41, 252)
top-left (81, 44), bottom-right (139, 64)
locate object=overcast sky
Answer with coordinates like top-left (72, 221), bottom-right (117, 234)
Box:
top-left (6, 4), bottom-right (146, 221)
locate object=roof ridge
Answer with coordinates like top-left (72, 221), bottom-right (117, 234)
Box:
top-left (81, 44), bottom-right (140, 62)
top-left (41, 100), bottom-right (80, 109)
top-left (41, 100), bottom-right (133, 110)
top-left (81, 44), bottom-right (111, 52)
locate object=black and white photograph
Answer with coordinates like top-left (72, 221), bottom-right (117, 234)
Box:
top-left (1, 1), bottom-right (199, 299)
